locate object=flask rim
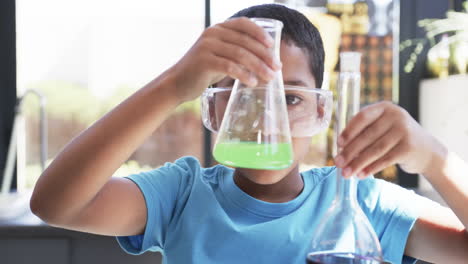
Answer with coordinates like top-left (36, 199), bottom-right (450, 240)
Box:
top-left (249, 17), bottom-right (283, 31)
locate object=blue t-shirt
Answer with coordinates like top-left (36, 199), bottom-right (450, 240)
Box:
top-left (117, 156), bottom-right (427, 264)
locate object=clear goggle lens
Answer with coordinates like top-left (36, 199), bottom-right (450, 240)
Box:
top-left (201, 86), bottom-right (333, 137)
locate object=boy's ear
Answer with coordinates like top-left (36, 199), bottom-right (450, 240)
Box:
top-left (317, 105), bottom-right (324, 119)
top-left (317, 96), bottom-right (325, 119)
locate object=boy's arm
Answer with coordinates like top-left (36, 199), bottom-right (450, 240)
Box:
top-left (405, 149), bottom-right (468, 263)
top-left (31, 72), bottom-right (182, 236)
top-left (30, 17), bottom-right (280, 236)
top-left (334, 101), bottom-right (468, 263)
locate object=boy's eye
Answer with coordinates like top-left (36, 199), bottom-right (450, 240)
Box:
top-left (285, 94), bottom-right (302, 106)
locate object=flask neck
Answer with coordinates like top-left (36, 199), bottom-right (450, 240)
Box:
top-left (334, 69), bottom-right (361, 207)
top-left (271, 28), bottom-right (281, 60)
top-left (238, 18), bottom-right (283, 88)
top-left (335, 168), bottom-right (359, 206)
top-left (250, 18), bottom-right (282, 60)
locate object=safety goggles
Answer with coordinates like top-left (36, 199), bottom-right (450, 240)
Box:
top-left (201, 86), bottom-right (333, 137)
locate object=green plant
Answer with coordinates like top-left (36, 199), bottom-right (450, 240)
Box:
top-left (400, 2), bottom-right (468, 76)
top-left (23, 80), bottom-right (201, 126)
top-left (22, 80), bottom-right (104, 126)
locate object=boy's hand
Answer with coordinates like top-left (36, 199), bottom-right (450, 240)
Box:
top-left (170, 17), bottom-right (282, 102)
top-left (334, 101), bottom-right (443, 179)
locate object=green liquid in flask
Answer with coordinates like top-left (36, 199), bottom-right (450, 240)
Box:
top-left (213, 141), bottom-right (293, 170)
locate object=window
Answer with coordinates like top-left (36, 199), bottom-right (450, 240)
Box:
top-left (16, 0), bottom-right (204, 190)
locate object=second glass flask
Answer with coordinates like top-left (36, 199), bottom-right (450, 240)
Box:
top-left (306, 52), bottom-right (384, 264)
top-left (212, 18), bottom-right (293, 170)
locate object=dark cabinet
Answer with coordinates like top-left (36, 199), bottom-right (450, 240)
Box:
top-left (1, 239), bottom-right (70, 264)
top-left (0, 213), bottom-right (162, 264)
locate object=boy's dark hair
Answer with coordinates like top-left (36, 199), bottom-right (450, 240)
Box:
top-left (231, 4), bottom-right (325, 88)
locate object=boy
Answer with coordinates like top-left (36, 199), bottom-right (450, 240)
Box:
top-left (30, 4), bottom-right (468, 264)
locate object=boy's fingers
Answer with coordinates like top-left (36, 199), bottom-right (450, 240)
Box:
top-left (341, 129), bottom-right (402, 178)
top-left (216, 26), bottom-right (281, 71)
top-left (335, 113), bottom-right (393, 168)
top-left (360, 143), bottom-right (402, 177)
top-left (222, 17), bottom-right (274, 48)
top-left (210, 39), bottom-right (275, 82)
top-left (338, 103), bottom-right (385, 147)
top-left (212, 55), bottom-right (257, 87)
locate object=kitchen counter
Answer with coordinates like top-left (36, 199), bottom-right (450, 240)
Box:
top-left (0, 208), bottom-right (162, 264)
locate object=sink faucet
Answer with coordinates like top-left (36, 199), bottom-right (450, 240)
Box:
top-left (1, 89), bottom-right (47, 194)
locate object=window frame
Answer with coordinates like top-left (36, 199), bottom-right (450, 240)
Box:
top-left (0, 0), bottom-right (17, 191)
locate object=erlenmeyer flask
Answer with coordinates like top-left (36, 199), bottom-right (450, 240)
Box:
top-left (212, 18), bottom-right (293, 170)
top-left (306, 52), bottom-right (384, 264)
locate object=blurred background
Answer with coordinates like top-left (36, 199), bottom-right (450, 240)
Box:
top-left (1, 0), bottom-right (467, 263)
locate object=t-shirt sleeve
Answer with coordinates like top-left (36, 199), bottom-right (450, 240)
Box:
top-left (357, 178), bottom-right (435, 264)
top-left (116, 156), bottom-right (200, 255)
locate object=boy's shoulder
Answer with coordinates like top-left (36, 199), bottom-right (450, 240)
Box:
top-left (163, 155), bottom-right (233, 182)
top-left (170, 155), bottom-right (203, 169)
top-left (302, 165), bottom-right (336, 177)
top-left (301, 165), bottom-right (337, 186)
top-left (168, 158), bottom-right (339, 186)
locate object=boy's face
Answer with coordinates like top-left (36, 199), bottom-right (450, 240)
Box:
top-left (216, 41), bottom-right (316, 185)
